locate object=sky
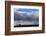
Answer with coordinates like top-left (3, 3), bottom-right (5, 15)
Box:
top-left (14, 8), bottom-right (39, 14)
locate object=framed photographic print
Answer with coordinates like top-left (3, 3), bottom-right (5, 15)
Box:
top-left (5, 1), bottom-right (45, 35)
